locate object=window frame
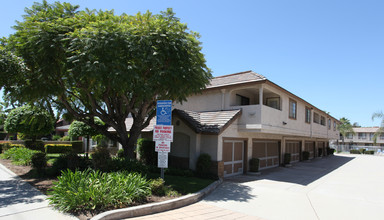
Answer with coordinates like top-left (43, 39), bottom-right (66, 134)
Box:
top-left (305, 107), bottom-right (311, 124)
top-left (289, 99), bottom-right (297, 120)
top-left (313, 112), bottom-right (320, 124)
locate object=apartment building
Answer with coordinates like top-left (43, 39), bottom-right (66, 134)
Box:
top-left (343, 127), bottom-right (384, 146)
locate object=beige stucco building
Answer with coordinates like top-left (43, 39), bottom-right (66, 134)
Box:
top-left (342, 127), bottom-right (384, 146)
top-left (125, 71), bottom-right (340, 178)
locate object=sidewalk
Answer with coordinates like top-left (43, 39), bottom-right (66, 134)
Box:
top-left (0, 163), bottom-right (77, 220)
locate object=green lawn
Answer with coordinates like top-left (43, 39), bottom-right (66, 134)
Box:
top-left (147, 173), bottom-right (215, 195)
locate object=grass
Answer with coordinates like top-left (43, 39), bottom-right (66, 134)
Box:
top-left (147, 173), bottom-right (215, 195)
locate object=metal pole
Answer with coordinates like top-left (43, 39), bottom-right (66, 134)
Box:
top-left (161, 168), bottom-right (164, 180)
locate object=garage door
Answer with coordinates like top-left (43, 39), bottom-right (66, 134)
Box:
top-left (252, 141), bottom-right (279, 170)
top-left (223, 140), bottom-right (244, 177)
top-left (286, 141), bottom-right (300, 163)
top-left (305, 142), bottom-right (315, 159)
top-left (318, 142), bottom-right (325, 157)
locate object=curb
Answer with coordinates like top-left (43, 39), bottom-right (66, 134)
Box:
top-left (91, 178), bottom-right (223, 220)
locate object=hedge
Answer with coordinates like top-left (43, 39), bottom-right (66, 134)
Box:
top-left (0, 142), bottom-right (25, 153)
top-left (71, 141), bottom-right (84, 153)
top-left (45, 144), bottom-right (73, 154)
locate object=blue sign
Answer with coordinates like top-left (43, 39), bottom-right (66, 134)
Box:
top-left (156, 100), bottom-right (172, 125)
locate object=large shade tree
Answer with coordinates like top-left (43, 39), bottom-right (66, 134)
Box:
top-left (0, 1), bottom-right (211, 158)
top-left (4, 105), bottom-right (54, 141)
top-left (337, 117), bottom-right (355, 145)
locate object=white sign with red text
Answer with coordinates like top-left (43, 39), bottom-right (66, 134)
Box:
top-left (153, 125), bottom-right (173, 142)
top-left (155, 141), bottom-right (171, 152)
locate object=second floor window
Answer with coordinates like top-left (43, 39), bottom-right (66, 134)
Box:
top-left (328, 119), bottom-right (331, 129)
top-left (333, 121), bottom-right (336, 131)
top-left (346, 133), bottom-right (353, 139)
top-left (380, 134), bottom-right (384, 140)
top-left (305, 107), bottom-right (311, 123)
top-left (289, 99), bottom-right (297, 119)
top-left (358, 133), bottom-right (367, 139)
top-left (314, 113), bottom-right (320, 124)
top-left (320, 116), bottom-right (326, 126)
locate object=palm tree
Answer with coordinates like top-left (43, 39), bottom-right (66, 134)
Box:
top-left (337, 117), bottom-right (355, 145)
top-left (372, 111), bottom-right (384, 144)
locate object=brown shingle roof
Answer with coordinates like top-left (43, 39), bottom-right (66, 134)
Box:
top-left (108, 109), bottom-right (241, 134)
top-left (173, 109), bottom-right (242, 134)
top-left (207, 70), bottom-right (266, 89)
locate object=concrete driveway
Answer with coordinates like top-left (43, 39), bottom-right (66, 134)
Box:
top-left (202, 154), bottom-right (384, 220)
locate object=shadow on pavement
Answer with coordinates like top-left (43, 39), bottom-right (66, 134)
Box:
top-left (0, 177), bottom-right (45, 208)
top-left (204, 181), bottom-right (256, 202)
top-left (225, 155), bottom-right (355, 186)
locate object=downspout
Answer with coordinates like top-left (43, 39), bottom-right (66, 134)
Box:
top-left (221, 89), bottom-right (226, 110)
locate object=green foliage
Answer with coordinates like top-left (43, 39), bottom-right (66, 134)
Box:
top-left (92, 134), bottom-right (108, 147)
top-left (196, 153), bottom-right (212, 177)
top-left (68, 119), bottom-right (103, 139)
top-left (48, 169), bottom-right (151, 212)
top-left (365, 150), bottom-right (375, 155)
top-left (137, 138), bottom-right (156, 166)
top-left (249, 158), bottom-right (260, 172)
top-left (1, 1), bottom-right (211, 157)
top-left (91, 147), bottom-right (111, 171)
top-left (52, 135), bottom-right (61, 141)
top-left (107, 157), bottom-right (149, 174)
top-left (117, 149), bottom-right (125, 158)
top-left (45, 144), bottom-right (72, 154)
top-left (326, 147), bottom-right (335, 155)
top-left (338, 117), bottom-right (355, 145)
top-left (31, 152), bottom-right (47, 170)
top-left (24, 140), bottom-right (45, 152)
top-left (284, 153), bottom-right (291, 165)
top-left (350, 149), bottom-right (361, 154)
top-left (59, 136), bottom-right (70, 141)
top-left (165, 167), bottom-right (194, 177)
top-left (150, 178), bottom-right (166, 196)
top-left (359, 148), bottom-right (366, 154)
top-left (51, 152), bottom-right (89, 175)
top-left (4, 105), bottom-right (54, 139)
top-left (302, 151), bottom-right (310, 160)
top-left (0, 142), bottom-right (23, 152)
top-left (1, 147), bottom-right (38, 165)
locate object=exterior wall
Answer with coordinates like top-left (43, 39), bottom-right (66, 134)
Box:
top-left (342, 127), bottom-right (384, 146)
top-left (173, 89), bottom-right (223, 111)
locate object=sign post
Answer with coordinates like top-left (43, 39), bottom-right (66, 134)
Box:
top-left (154, 100), bottom-right (172, 179)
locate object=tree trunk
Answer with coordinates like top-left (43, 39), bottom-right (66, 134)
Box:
top-left (86, 135), bottom-right (90, 159)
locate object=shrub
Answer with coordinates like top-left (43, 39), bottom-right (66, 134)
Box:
top-left (59, 136), bottom-right (70, 141)
top-left (249, 158), bottom-right (260, 172)
top-left (364, 150), bottom-right (375, 155)
top-left (137, 138), bottom-right (156, 166)
top-left (45, 144), bottom-right (72, 154)
top-left (302, 151), bottom-right (310, 160)
top-left (359, 148), bottom-right (366, 154)
top-left (91, 147), bottom-right (111, 171)
top-left (150, 178), bottom-right (166, 196)
top-left (326, 147), bottom-right (335, 155)
top-left (31, 152), bottom-right (47, 170)
top-left (108, 157), bottom-right (149, 174)
top-left (71, 141), bottom-right (84, 153)
top-left (48, 169), bottom-right (151, 212)
top-left (284, 153), bottom-right (291, 165)
top-left (1, 147), bottom-right (38, 165)
top-left (117, 149), bottom-right (125, 158)
top-left (350, 149), bottom-right (360, 154)
top-left (165, 167), bottom-right (194, 177)
top-left (52, 135), bottom-right (61, 141)
top-left (196, 153), bottom-right (212, 176)
top-left (0, 142), bottom-right (17, 152)
top-left (51, 152), bottom-right (89, 175)
top-left (24, 140), bottom-right (45, 152)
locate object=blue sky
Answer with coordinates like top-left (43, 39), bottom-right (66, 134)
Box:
top-left (1, 0), bottom-right (383, 126)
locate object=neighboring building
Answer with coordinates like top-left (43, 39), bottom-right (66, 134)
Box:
top-left (115, 70), bottom-right (340, 178)
top-left (342, 127), bottom-right (384, 146)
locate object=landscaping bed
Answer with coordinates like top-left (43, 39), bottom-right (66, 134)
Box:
top-left (0, 152), bottom-right (215, 220)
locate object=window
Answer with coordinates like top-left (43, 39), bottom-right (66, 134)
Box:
top-left (314, 113), bottom-right (320, 124)
top-left (320, 116), bottom-right (326, 126)
top-left (358, 133), bottom-right (367, 139)
top-left (346, 133), bottom-right (353, 139)
top-left (380, 134), bottom-right (384, 140)
top-left (328, 119), bottom-right (331, 130)
top-left (333, 121), bottom-right (336, 131)
top-left (305, 107), bottom-right (311, 123)
top-left (236, 94), bottom-right (250, 106)
top-left (369, 133), bottom-right (375, 140)
top-left (289, 99), bottom-right (297, 119)
top-left (266, 97), bottom-right (280, 110)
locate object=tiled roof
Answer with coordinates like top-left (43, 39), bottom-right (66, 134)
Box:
top-left (207, 70), bottom-right (266, 89)
top-left (173, 109), bottom-right (242, 134)
top-left (55, 124), bottom-right (71, 131)
top-left (108, 109), bottom-right (241, 134)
